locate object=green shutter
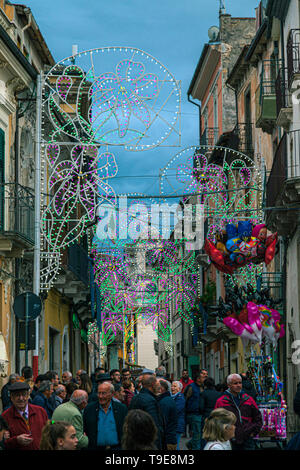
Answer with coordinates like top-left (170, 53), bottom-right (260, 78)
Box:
top-left (0, 129), bottom-right (4, 231)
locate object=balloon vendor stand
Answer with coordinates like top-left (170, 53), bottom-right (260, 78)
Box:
top-left (247, 354), bottom-right (287, 448)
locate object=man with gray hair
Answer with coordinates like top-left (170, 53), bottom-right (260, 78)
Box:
top-left (52, 389), bottom-right (89, 449)
top-left (54, 384), bottom-right (67, 405)
top-left (61, 370), bottom-right (73, 385)
top-left (214, 373), bottom-right (262, 450)
top-left (32, 380), bottom-right (55, 418)
top-left (83, 381), bottom-right (127, 450)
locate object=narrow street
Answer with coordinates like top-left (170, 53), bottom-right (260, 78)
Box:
top-left (0, 0), bottom-right (299, 455)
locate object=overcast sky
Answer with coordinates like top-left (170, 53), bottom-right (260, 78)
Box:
top-left (24, 0), bottom-right (259, 196)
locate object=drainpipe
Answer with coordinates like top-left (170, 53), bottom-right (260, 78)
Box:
top-left (188, 94), bottom-right (202, 145)
top-left (33, 74), bottom-right (42, 379)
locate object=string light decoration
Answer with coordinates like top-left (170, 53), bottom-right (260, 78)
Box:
top-left (160, 145), bottom-right (264, 290)
top-left (40, 47), bottom-right (180, 292)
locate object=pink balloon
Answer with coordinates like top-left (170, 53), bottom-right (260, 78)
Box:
top-left (223, 317), bottom-right (244, 336)
top-left (247, 302), bottom-right (262, 329)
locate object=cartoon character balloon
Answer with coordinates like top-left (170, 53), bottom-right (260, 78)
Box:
top-left (204, 221), bottom-right (278, 274)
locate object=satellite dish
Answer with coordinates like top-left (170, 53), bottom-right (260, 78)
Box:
top-left (208, 26), bottom-right (220, 42)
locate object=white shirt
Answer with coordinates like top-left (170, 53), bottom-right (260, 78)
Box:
top-left (204, 440), bottom-right (232, 450)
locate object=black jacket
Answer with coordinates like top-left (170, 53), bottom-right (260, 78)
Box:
top-left (199, 389), bottom-right (222, 419)
top-left (129, 388), bottom-right (165, 449)
top-left (83, 399), bottom-right (127, 449)
top-left (157, 392), bottom-right (178, 445)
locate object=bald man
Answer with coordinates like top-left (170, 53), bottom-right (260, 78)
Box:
top-left (52, 389), bottom-right (89, 449)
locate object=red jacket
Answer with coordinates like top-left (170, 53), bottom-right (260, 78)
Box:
top-left (2, 403), bottom-right (48, 450)
top-left (214, 391), bottom-right (262, 445)
top-left (180, 377), bottom-right (193, 392)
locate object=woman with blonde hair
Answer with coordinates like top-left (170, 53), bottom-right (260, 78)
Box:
top-left (203, 408), bottom-right (236, 450)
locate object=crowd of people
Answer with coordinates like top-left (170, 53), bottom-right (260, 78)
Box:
top-left (0, 365), bottom-right (297, 451)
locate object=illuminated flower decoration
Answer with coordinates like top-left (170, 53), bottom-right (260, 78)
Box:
top-left (128, 274), bottom-right (160, 306)
top-left (114, 287), bottom-right (138, 307)
top-left (102, 300), bottom-right (124, 335)
top-left (94, 255), bottom-right (129, 289)
top-left (146, 240), bottom-right (178, 268)
top-left (90, 59), bottom-right (159, 143)
top-left (141, 304), bottom-right (169, 331)
top-left (176, 153), bottom-right (228, 202)
top-left (166, 276), bottom-right (196, 310)
top-left (49, 145), bottom-right (118, 222)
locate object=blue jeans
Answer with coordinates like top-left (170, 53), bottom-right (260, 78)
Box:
top-left (186, 415), bottom-right (202, 450)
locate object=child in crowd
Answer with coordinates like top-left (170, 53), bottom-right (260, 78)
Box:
top-left (203, 408), bottom-right (236, 450)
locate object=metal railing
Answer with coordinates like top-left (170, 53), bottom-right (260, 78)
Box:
top-left (266, 134), bottom-right (287, 208)
top-left (275, 67), bottom-right (291, 116)
top-left (200, 127), bottom-right (219, 147)
top-left (260, 272), bottom-right (284, 307)
top-left (0, 183), bottom-right (34, 244)
top-left (287, 29), bottom-right (300, 89)
top-left (286, 129), bottom-right (300, 178)
top-left (260, 59), bottom-right (280, 97)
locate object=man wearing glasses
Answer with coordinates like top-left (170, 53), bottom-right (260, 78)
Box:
top-left (1, 381), bottom-right (48, 450)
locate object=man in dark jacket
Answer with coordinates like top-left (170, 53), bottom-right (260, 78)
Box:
top-left (199, 377), bottom-right (222, 419)
top-left (129, 374), bottom-right (165, 449)
top-left (32, 380), bottom-right (56, 418)
top-left (83, 381), bottom-right (127, 450)
top-left (215, 373), bottom-right (262, 450)
top-left (184, 371), bottom-right (207, 450)
top-left (157, 379), bottom-right (178, 451)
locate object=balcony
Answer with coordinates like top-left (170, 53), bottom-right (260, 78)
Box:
top-left (266, 134), bottom-right (287, 209)
top-left (287, 29), bottom-right (300, 90)
top-left (0, 183), bottom-right (34, 256)
top-left (256, 60), bottom-right (279, 133)
top-left (200, 127), bottom-right (219, 147)
top-left (67, 243), bottom-right (89, 286)
top-left (259, 272), bottom-right (284, 308)
top-left (275, 68), bottom-right (292, 129)
top-left (265, 131), bottom-right (300, 235)
top-left (55, 242), bottom-right (91, 304)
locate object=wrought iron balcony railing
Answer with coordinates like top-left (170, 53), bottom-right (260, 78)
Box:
top-left (256, 59), bottom-right (280, 131)
top-left (259, 272), bottom-right (284, 307)
top-left (287, 129), bottom-right (300, 179)
top-left (287, 29), bottom-right (300, 89)
top-left (266, 133), bottom-right (287, 208)
top-left (266, 129), bottom-right (300, 208)
top-left (200, 127), bottom-right (219, 147)
top-left (275, 67), bottom-right (291, 117)
top-left (0, 183), bottom-right (34, 244)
